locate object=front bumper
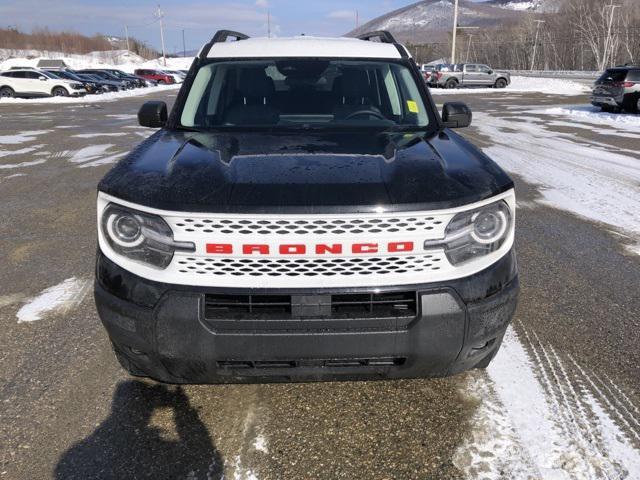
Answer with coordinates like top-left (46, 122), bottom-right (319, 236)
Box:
top-left (95, 249), bottom-right (519, 383)
top-left (591, 94), bottom-right (622, 107)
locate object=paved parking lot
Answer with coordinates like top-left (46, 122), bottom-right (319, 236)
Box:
top-left (1, 87), bottom-right (639, 479)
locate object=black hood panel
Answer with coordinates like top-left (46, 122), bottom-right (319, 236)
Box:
top-left (99, 129), bottom-right (513, 213)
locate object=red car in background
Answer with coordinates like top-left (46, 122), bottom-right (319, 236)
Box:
top-left (134, 69), bottom-right (175, 85)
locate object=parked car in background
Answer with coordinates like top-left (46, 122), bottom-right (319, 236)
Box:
top-left (77, 69), bottom-right (136, 89)
top-left (432, 64), bottom-right (510, 89)
top-left (162, 69), bottom-right (186, 83)
top-left (99, 69), bottom-right (148, 88)
top-left (591, 66), bottom-right (640, 113)
top-left (134, 69), bottom-right (176, 85)
top-left (0, 68), bottom-right (86, 98)
top-left (43, 69), bottom-right (102, 94)
top-left (73, 73), bottom-right (121, 92)
top-left (419, 64), bottom-right (435, 83)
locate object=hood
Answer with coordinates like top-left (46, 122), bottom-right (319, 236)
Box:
top-left (99, 129), bottom-right (513, 214)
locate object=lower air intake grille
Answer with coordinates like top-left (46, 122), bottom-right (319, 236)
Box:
top-left (204, 291), bottom-right (417, 320)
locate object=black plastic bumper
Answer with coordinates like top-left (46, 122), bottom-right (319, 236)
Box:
top-left (95, 250), bottom-right (519, 383)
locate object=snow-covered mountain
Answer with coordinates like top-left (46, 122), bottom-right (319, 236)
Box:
top-left (349, 0), bottom-right (529, 43)
top-left (486, 0), bottom-right (560, 13)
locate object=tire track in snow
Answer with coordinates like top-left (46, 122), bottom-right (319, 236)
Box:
top-left (455, 326), bottom-right (640, 479)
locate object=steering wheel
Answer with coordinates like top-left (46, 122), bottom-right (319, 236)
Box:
top-left (344, 109), bottom-right (387, 121)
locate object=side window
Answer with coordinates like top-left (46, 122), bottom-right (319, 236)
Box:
top-left (12, 71), bottom-right (27, 78)
top-left (627, 70), bottom-right (640, 82)
top-left (1, 72), bottom-right (14, 77)
top-left (24, 71), bottom-right (40, 79)
top-left (479, 65), bottom-right (491, 74)
top-left (466, 65), bottom-right (478, 73)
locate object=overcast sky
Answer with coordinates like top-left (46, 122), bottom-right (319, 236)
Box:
top-left (1, 0), bottom-right (488, 54)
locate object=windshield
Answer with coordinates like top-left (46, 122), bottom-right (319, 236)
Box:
top-left (180, 59), bottom-right (430, 130)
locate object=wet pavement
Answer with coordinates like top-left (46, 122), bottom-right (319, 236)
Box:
top-left (1, 86), bottom-right (639, 479)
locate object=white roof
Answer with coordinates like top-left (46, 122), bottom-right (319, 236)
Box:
top-left (205, 36), bottom-right (405, 60)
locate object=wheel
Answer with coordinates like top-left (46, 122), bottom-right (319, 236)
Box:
top-left (622, 94), bottom-right (640, 114)
top-left (157, 79), bottom-right (166, 85)
top-left (445, 79), bottom-right (458, 89)
top-left (494, 78), bottom-right (507, 89)
top-left (52, 86), bottom-right (69, 97)
top-left (0, 86), bottom-right (15, 98)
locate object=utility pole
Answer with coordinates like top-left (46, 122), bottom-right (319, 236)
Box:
top-left (356, 10), bottom-right (359, 29)
top-left (267, 10), bottom-right (271, 38)
top-left (451, 0), bottom-right (459, 64)
top-left (156, 4), bottom-right (167, 66)
top-left (124, 24), bottom-right (130, 52)
top-left (530, 20), bottom-right (545, 71)
top-left (182, 29), bottom-right (186, 57)
top-left (466, 34), bottom-right (474, 63)
top-left (603, 3), bottom-right (620, 69)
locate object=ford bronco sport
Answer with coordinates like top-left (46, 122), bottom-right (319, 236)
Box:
top-left (95, 30), bottom-right (519, 383)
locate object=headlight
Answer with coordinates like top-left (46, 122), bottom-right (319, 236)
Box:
top-left (101, 204), bottom-right (194, 269)
top-left (425, 200), bottom-right (512, 266)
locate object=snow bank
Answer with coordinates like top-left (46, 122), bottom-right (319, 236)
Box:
top-left (540, 105), bottom-right (640, 126)
top-left (0, 49), bottom-right (194, 74)
top-left (431, 75), bottom-right (590, 96)
top-left (0, 83), bottom-right (179, 105)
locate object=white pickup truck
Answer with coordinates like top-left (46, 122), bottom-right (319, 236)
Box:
top-left (432, 64), bottom-right (511, 89)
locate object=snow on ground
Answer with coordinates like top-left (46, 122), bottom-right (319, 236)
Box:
top-left (538, 105), bottom-right (640, 128)
top-left (16, 277), bottom-right (90, 323)
top-left (473, 111), bottom-right (640, 252)
top-left (0, 83), bottom-right (180, 105)
top-left (455, 327), bottom-right (640, 479)
top-left (431, 76), bottom-right (590, 96)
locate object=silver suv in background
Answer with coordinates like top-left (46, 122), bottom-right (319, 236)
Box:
top-left (433, 64), bottom-right (510, 89)
top-left (591, 66), bottom-right (640, 113)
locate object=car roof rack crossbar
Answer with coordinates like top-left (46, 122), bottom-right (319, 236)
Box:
top-left (356, 30), bottom-right (408, 58)
top-left (199, 30), bottom-right (250, 60)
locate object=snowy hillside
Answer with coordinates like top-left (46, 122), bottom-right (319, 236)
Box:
top-left (350, 0), bottom-right (525, 42)
top-left (486, 0), bottom-right (561, 13)
top-left (0, 49), bottom-right (193, 74)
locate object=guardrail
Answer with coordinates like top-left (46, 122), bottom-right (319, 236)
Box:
top-left (508, 70), bottom-right (599, 81)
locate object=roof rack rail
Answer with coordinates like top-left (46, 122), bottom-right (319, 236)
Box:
top-left (356, 30), bottom-right (408, 58)
top-left (199, 30), bottom-right (250, 60)
top-left (356, 31), bottom-right (398, 45)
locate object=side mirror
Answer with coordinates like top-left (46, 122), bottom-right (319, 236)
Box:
top-left (138, 101), bottom-right (167, 128)
top-left (39, 76), bottom-right (47, 81)
top-left (488, 70), bottom-right (494, 74)
top-left (442, 102), bottom-right (472, 129)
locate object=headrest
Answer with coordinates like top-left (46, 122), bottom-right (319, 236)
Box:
top-left (238, 68), bottom-right (274, 101)
top-left (336, 69), bottom-right (371, 101)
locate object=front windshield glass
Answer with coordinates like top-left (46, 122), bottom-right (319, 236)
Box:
top-left (180, 59), bottom-right (430, 129)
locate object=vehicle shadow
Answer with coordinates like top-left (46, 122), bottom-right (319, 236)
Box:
top-left (54, 380), bottom-right (223, 480)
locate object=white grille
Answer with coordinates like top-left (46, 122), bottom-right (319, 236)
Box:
top-left (171, 215), bottom-right (447, 236)
top-left (174, 253), bottom-right (446, 278)
top-left (97, 190), bottom-right (516, 289)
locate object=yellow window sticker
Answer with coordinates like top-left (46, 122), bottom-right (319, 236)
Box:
top-left (407, 100), bottom-right (419, 113)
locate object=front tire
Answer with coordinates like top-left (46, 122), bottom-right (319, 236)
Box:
top-left (52, 86), bottom-right (69, 97)
top-left (445, 79), bottom-right (459, 89)
top-left (157, 79), bottom-right (166, 85)
top-left (0, 86), bottom-right (15, 98)
top-left (494, 78), bottom-right (507, 89)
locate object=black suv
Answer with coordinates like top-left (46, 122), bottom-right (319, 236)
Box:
top-left (591, 66), bottom-right (640, 113)
top-left (94, 31), bottom-right (518, 384)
